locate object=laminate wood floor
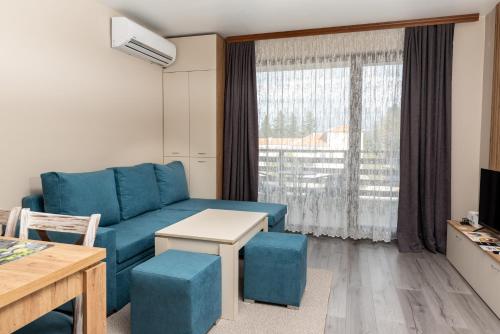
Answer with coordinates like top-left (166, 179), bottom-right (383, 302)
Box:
top-left (306, 236), bottom-right (500, 334)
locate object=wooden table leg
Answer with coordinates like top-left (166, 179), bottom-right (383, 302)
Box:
top-left (83, 262), bottom-right (106, 334)
top-left (219, 244), bottom-right (238, 320)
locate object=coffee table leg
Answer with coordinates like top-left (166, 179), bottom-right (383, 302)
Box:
top-left (219, 244), bottom-right (238, 320)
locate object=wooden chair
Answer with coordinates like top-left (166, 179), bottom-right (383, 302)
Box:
top-left (19, 209), bottom-right (101, 334)
top-left (0, 207), bottom-right (21, 237)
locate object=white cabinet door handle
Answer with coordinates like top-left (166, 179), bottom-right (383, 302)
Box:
top-left (198, 153), bottom-right (206, 155)
top-left (172, 152), bottom-right (180, 155)
top-left (197, 161), bottom-right (206, 163)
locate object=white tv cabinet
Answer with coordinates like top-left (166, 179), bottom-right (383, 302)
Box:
top-left (446, 220), bottom-right (500, 317)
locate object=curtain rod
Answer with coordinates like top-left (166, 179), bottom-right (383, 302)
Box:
top-left (226, 13), bottom-right (479, 43)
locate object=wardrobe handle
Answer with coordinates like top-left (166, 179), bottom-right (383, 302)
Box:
top-left (197, 161), bottom-right (206, 163)
top-left (171, 152), bottom-right (180, 155)
top-left (197, 153), bottom-right (206, 155)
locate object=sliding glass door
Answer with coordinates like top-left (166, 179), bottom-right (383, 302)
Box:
top-left (256, 31), bottom-right (403, 241)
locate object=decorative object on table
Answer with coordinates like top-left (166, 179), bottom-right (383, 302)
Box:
top-left (0, 240), bottom-right (52, 265)
top-left (467, 210), bottom-right (480, 228)
top-left (460, 217), bottom-right (470, 225)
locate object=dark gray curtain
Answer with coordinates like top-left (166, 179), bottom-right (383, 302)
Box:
top-left (222, 41), bottom-right (259, 201)
top-left (397, 24), bottom-right (454, 253)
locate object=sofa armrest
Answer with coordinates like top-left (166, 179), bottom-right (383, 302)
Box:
top-left (21, 194), bottom-right (45, 211)
top-left (94, 226), bottom-right (117, 314)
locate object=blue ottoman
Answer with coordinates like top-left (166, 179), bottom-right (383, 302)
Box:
top-left (244, 232), bottom-right (307, 308)
top-left (131, 250), bottom-right (221, 334)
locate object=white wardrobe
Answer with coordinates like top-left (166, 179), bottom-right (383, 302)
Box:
top-left (163, 34), bottom-right (224, 199)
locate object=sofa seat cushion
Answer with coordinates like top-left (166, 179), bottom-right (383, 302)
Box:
top-left (155, 162), bottom-right (190, 206)
top-left (164, 199), bottom-right (287, 227)
top-left (41, 169), bottom-right (120, 226)
top-left (112, 163), bottom-right (162, 220)
top-left (112, 209), bottom-right (197, 264)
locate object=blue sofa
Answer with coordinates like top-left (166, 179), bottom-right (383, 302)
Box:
top-left (21, 162), bottom-right (287, 314)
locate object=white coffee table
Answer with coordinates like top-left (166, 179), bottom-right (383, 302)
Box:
top-left (154, 209), bottom-right (268, 320)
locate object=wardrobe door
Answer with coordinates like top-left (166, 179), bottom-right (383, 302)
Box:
top-left (189, 158), bottom-right (216, 198)
top-left (164, 72), bottom-right (190, 157)
top-left (189, 70), bottom-right (216, 158)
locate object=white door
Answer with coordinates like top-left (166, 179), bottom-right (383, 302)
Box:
top-left (164, 72), bottom-right (190, 157)
top-left (189, 158), bottom-right (216, 198)
top-left (189, 70), bottom-right (216, 158)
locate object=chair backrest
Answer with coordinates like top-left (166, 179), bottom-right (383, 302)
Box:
top-left (19, 209), bottom-right (101, 247)
top-left (19, 209), bottom-right (101, 334)
top-left (0, 207), bottom-right (21, 237)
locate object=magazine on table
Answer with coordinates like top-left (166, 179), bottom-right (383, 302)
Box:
top-left (478, 245), bottom-right (500, 254)
top-left (0, 240), bottom-right (52, 265)
top-left (463, 231), bottom-right (499, 243)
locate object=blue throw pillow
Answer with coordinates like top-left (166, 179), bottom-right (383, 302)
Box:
top-left (154, 161), bottom-right (190, 206)
top-left (112, 163), bottom-right (162, 220)
top-left (41, 169), bottom-right (121, 226)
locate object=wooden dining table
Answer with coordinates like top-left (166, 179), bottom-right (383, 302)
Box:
top-left (0, 237), bottom-right (106, 333)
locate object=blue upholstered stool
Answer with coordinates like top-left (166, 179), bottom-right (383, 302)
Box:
top-left (131, 250), bottom-right (221, 334)
top-left (244, 232), bottom-right (307, 308)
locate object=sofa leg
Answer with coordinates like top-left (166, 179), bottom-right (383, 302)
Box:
top-left (214, 318), bottom-right (221, 325)
top-left (287, 305), bottom-right (299, 310)
top-left (243, 299), bottom-right (255, 304)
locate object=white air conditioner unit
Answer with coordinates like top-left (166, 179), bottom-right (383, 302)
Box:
top-left (111, 17), bottom-right (176, 67)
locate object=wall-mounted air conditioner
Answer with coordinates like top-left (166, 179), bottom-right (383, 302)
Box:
top-left (111, 17), bottom-right (176, 67)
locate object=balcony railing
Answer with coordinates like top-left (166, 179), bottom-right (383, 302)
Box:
top-left (258, 147), bottom-right (399, 200)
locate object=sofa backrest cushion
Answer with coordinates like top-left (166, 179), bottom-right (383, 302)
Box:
top-left (41, 169), bottom-right (121, 226)
top-left (112, 163), bottom-right (161, 220)
top-left (154, 161), bottom-right (190, 206)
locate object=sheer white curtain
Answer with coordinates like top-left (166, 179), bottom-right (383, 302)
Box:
top-left (256, 29), bottom-right (404, 241)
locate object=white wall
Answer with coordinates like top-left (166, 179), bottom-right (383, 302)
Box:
top-left (0, 0), bottom-right (163, 207)
top-left (451, 18), bottom-right (486, 219)
top-left (0, 0), bottom-right (492, 218)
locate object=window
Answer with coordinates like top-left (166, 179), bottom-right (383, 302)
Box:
top-left (256, 30), bottom-right (403, 241)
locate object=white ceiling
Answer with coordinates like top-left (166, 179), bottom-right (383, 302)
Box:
top-left (101, 0), bottom-right (498, 38)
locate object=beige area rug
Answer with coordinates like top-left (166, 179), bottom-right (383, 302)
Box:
top-left (108, 268), bottom-right (332, 334)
